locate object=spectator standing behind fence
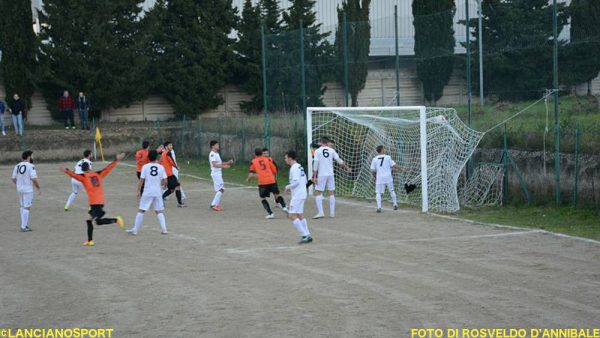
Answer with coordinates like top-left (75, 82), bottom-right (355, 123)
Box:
top-left (8, 94), bottom-right (25, 136)
top-left (58, 90), bottom-right (76, 129)
top-left (0, 99), bottom-right (6, 136)
top-left (76, 91), bottom-right (91, 130)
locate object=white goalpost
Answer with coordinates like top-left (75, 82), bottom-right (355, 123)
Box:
top-left (307, 106), bottom-right (484, 213)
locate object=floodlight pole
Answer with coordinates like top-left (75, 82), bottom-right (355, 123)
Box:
top-left (466, 0), bottom-right (473, 178)
top-left (478, 0), bottom-right (484, 107)
top-left (394, 5), bottom-right (400, 106)
top-left (552, 0), bottom-right (561, 205)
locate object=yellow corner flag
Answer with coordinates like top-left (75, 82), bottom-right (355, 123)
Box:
top-left (95, 127), bottom-right (105, 161)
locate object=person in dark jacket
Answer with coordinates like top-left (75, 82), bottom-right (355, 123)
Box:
top-left (0, 99), bottom-right (6, 136)
top-left (9, 94), bottom-right (25, 136)
top-left (58, 90), bottom-right (76, 129)
top-left (76, 91), bottom-right (91, 130)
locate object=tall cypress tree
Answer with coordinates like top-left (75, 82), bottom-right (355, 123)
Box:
top-left (334, 0), bottom-right (371, 107)
top-left (277, 0), bottom-right (333, 111)
top-left (0, 0), bottom-right (36, 108)
top-left (560, 0), bottom-right (600, 93)
top-left (148, 0), bottom-right (237, 118)
top-left (37, 0), bottom-right (150, 119)
top-left (236, 0), bottom-right (263, 113)
top-left (412, 0), bottom-right (456, 104)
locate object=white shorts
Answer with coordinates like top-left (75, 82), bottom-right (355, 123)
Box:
top-left (139, 195), bottom-right (165, 211)
top-left (315, 175), bottom-right (335, 192)
top-left (288, 198), bottom-right (306, 215)
top-left (376, 181), bottom-right (395, 194)
top-left (18, 191), bottom-right (34, 208)
top-left (71, 178), bottom-right (84, 194)
top-left (211, 174), bottom-right (224, 192)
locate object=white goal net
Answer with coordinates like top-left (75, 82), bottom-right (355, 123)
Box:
top-left (307, 106), bottom-right (484, 212)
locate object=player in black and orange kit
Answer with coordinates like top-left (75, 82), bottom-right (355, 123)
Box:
top-left (160, 141), bottom-right (185, 208)
top-left (60, 153), bottom-right (126, 246)
top-left (135, 141), bottom-right (150, 195)
top-left (247, 148), bottom-right (287, 219)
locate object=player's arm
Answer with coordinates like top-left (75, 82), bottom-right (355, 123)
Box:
top-left (12, 167), bottom-right (17, 184)
top-left (167, 151), bottom-right (178, 170)
top-left (370, 159), bottom-right (377, 179)
top-left (98, 152), bottom-right (125, 178)
top-left (31, 169), bottom-right (41, 194)
top-left (391, 160), bottom-right (407, 172)
top-left (246, 163), bottom-right (258, 182)
top-left (60, 167), bottom-right (85, 182)
top-left (334, 151), bottom-right (352, 172)
top-left (136, 178), bottom-right (145, 198)
top-left (312, 151), bottom-right (320, 182)
top-left (212, 160), bottom-right (233, 169)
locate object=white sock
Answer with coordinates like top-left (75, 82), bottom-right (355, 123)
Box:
top-left (21, 208), bottom-right (29, 229)
top-left (211, 191), bottom-right (222, 207)
top-left (133, 212), bottom-right (144, 233)
top-left (157, 213), bottom-right (167, 232)
top-left (315, 195), bottom-right (324, 215)
top-left (390, 190), bottom-right (397, 206)
top-left (292, 219), bottom-right (304, 236)
top-left (329, 195), bottom-right (336, 216)
top-left (376, 193), bottom-right (382, 209)
top-left (301, 218), bottom-right (310, 237)
top-left (66, 192), bottom-right (77, 208)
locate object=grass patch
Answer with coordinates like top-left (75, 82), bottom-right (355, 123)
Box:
top-left (458, 205), bottom-right (600, 241)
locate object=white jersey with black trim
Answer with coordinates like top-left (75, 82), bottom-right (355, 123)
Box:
top-left (140, 162), bottom-right (167, 197)
top-left (74, 158), bottom-right (93, 174)
top-left (12, 161), bottom-right (37, 193)
top-left (209, 151), bottom-right (222, 175)
top-left (313, 146), bottom-right (341, 177)
top-left (287, 163), bottom-right (308, 200)
top-left (370, 155), bottom-right (396, 184)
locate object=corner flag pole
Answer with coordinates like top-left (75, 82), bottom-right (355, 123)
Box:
top-left (95, 127), bottom-right (105, 161)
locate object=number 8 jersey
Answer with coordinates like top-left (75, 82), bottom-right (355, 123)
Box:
top-left (140, 162), bottom-right (167, 197)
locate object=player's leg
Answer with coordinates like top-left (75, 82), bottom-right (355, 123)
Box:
top-left (259, 185), bottom-right (274, 218)
top-left (19, 192), bottom-right (33, 231)
top-left (313, 177), bottom-right (326, 218)
top-left (152, 196), bottom-right (167, 234)
top-left (175, 185), bottom-right (185, 207)
top-left (327, 177), bottom-right (336, 218)
top-left (173, 169), bottom-right (186, 200)
top-left (271, 184), bottom-right (287, 211)
top-left (129, 197), bottom-right (151, 235)
top-left (211, 175), bottom-right (225, 211)
top-left (388, 182), bottom-right (398, 210)
top-left (375, 183), bottom-right (384, 212)
top-left (162, 176), bottom-right (175, 200)
top-left (65, 179), bottom-right (81, 211)
top-left (290, 199), bottom-right (311, 244)
top-left (92, 205), bottom-right (123, 228)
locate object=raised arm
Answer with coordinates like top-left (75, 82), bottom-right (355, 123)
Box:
top-left (98, 153), bottom-right (125, 178)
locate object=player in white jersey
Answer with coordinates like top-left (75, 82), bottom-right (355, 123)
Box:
top-left (127, 150), bottom-right (169, 235)
top-left (64, 150), bottom-right (93, 211)
top-left (209, 140), bottom-right (233, 211)
top-left (284, 150), bottom-right (312, 244)
top-left (370, 145), bottom-right (405, 213)
top-left (312, 136), bottom-right (352, 219)
top-left (12, 150), bottom-right (41, 232)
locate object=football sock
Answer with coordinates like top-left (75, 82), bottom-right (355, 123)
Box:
top-left (66, 192), bottom-right (77, 208)
top-left (86, 220), bottom-right (93, 241)
top-left (301, 218), bottom-right (310, 237)
top-left (21, 208), bottom-right (29, 229)
top-left (162, 189), bottom-right (173, 199)
top-left (276, 196), bottom-right (286, 208)
top-left (292, 219), bottom-right (304, 236)
top-left (315, 195), bottom-right (324, 214)
top-left (157, 213), bottom-right (167, 232)
top-left (261, 200), bottom-right (273, 215)
top-left (390, 190), bottom-right (397, 206)
top-left (376, 193), bottom-right (382, 209)
top-left (211, 191), bottom-right (222, 207)
top-left (329, 195), bottom-right (336, 216)
top-left (133, 212), bottom-right (144, 233)
top-left (176, 190), bottom-right (183, 204)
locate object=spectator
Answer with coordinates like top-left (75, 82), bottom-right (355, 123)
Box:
top-left (76, 91), bottom-right (91, 130)
top-left (58, 90), bottom-right (76, 129)
top-left (0, 99), bottom-right (6, 136)
top-left (9, 94), bottom-right (25, 136)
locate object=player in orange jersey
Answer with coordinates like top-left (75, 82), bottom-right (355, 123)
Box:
top-left (247, 148), bottom-right (287, 219)
top-left (160, 141), bottom-right (184, 207)
top-left (135, 141), bottom-right (150, 179)
top-left (60, 153), bottom-right (126, 246)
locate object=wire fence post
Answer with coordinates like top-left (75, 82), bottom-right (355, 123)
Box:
top-left (394, 5), bottom-right (400, 106)
top-left (261, 24), bottom-right (270, 150)
top-left (240, 116), bottom-right (246, 162)
top-left (552, 0), bottom-right (561, 206)
top-left (180, 115), bottom-right (186, 157)
top-left (466, 0), bottom-right (474, 179)
top-left (197, 118), bottom-right (203, 158)
top-left (572, 124), bottom-right (580, 207)
top-left (343, 12), bottom-right (349, 107)
top-left (502, 125), bottom-right (509, 205)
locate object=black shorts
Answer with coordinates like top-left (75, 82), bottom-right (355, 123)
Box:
top-left (167, 175), bottom-right (180, 190)
top-left (88, 205), bottom-right (106, 220)
top-left (136, 171), bottom-right (141, 179)
top-left (258, 183), bottom-right (280, 198)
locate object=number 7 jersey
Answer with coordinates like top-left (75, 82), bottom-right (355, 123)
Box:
top-left (370, 155), bottom-right (396, 184)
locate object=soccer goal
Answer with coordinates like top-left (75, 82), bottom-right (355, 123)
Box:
top-left (307, 106), bottom-right (484, 212)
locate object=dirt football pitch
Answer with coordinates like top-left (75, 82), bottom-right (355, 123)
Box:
top-left (1, 162), bottom-right (599, 337)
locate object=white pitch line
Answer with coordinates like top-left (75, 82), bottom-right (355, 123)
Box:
top-left (224, 230), bottom-right (542, 255)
